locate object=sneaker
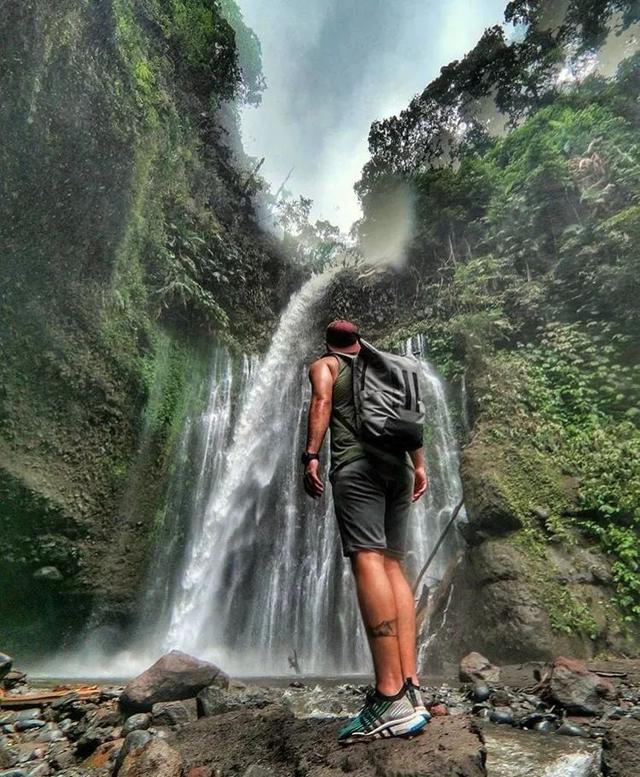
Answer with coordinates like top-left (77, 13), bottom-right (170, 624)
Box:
top-left (338, 686), bottom-right (427, 745)
top-left (405, 678), bottom-right (432, 722)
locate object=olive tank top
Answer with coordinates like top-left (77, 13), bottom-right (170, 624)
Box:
top-left (328, 356), bottom-right (366, 475)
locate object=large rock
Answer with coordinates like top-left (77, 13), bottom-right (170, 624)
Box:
top-left (120, 651), bottom-right (229, 712)
top-left (548, 656), bottom-right (616, 715)
top-left (422, 536), bottom-right (630, 673)
top-left (171, 705), bottom-right (486, 777)
top-left (112, 730), bottom-right (152, 776)
top-left (117, 737), bottom-right (183, 777)
top-left (0, 652), bottom-right (13, 679)
top-left (459, 652), bottom-right (500, 684)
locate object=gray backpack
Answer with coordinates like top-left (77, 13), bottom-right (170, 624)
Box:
top-left (331, 339), bottom-right (425, 453)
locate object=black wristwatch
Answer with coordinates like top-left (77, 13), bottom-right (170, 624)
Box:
top-left (301, 451), bottom-right (320, 465)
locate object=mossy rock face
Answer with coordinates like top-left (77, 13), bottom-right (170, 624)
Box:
top-left (0, 0), bottom-right (301, 657)
top-left (424, 535), bottom-right (639, 674)
top-left (0, 468), bottom-right (91, 654)
top-left (459, 445), bottom-right (524, 543)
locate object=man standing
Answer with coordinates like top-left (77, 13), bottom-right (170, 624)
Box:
top-left (302, 319), bottom-right (430, 744)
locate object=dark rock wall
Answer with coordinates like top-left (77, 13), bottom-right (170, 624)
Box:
top-left (0, 0), bottom-right (301, 657)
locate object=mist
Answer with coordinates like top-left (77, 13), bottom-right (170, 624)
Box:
top-left (237, 0), bottom-right (507, 234)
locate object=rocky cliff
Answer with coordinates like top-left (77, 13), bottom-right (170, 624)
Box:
top-left (0, 0), bottom-right (302, 657)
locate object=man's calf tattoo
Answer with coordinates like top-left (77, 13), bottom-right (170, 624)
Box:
top-left (366, 618), bottom-right (397, 638)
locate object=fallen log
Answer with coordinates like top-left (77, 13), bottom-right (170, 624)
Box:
top-left (0, 685), bottom-right (101, 708)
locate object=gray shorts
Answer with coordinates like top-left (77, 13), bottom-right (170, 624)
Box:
top-left (329, 455), bottom-right (414, 559)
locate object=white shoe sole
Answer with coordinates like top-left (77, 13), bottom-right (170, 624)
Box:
top-left (339, 711), bottom-right (427, 745)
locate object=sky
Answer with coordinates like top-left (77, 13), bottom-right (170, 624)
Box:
top-left (237, 0), bottom-right (508, 233)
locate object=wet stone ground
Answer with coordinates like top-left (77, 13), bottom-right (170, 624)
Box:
top-left (1, 657), bottom-right (640, 776)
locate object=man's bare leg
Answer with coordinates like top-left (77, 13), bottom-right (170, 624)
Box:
top-left (384, 555), bottom-right (419, 686)
top-left (350, 550), bottom-right (404, 696)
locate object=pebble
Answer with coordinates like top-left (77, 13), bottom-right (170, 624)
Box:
top-left (58, 719), bottom-right (74, 735)
top-left (556, 722), bottom-right (589, 737)
top-left (26, 765), bottom-right (50, 777)
top-left (534, 719), bottom-right (556, 733)
top-left (34, 729), bottom-right (65, 743)
top-left (472, 683), bottom-right (490, 702)
top-left (0, 770), bottom-right (29, 777)
top-left (489, 708), bottom-right (514, 725)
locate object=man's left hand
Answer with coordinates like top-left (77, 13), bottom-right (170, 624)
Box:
top-left (412, 466), bottom-right (428, 502)
top-left (303, 459), bottom-right (324, 499)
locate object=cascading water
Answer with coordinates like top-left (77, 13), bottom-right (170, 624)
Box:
top-left (137, 347), bottom-right (257, 645)
top-left (37, 275), bottom-right (470, 676)
top-left (50, 275), bottom-right (468, 678)
top-left (402, 333), bottom-right (466, 586)
top-left (134, 298), bottom-right (467, 675)
top-left (159, 271), bottom-right (366, 674)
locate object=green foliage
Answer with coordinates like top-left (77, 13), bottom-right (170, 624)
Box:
top-left (482, 329), bottom-right (640, 619)
top-left (353, 44), bottom-right (640, 625)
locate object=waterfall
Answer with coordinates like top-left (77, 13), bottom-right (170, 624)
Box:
top-left (403, 334), bottom-right (466, 587)
top-left (41, 278), bottom-right (467, 679)
top-left (140, 319), bottom-right (466, 676)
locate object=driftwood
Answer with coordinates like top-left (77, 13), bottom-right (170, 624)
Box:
top-left (0, 685), bottom-right (101, 708)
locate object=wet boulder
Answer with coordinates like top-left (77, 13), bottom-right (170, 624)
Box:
top-left (120, 714), bottom-right (151, 737)
top-left (459, 652), bottom-right (500, 684)
top-left (112, 730), bottom-right (153, 776)
top-left (548, 656), bottom-right (616, 715)
top-left (119, 651), bottom-right (229, 713)
top-left (0, 653), bottom-right (12, 680)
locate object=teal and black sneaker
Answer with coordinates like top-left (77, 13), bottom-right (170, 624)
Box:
top-left (338, 686), bottom-right (427, 745)
top-left (404, 678), bottom-right (432, 723)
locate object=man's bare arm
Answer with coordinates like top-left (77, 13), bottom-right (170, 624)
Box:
top-left (306, 360), bottom-right (334, 453)
top-left (303, 359), bottom-right (334, 498)
top-left (409, 448), bottom-right (428, 502)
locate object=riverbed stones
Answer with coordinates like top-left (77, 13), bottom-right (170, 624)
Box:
top-left (489, 708), bottom-right (513, 725)
top-left (556, 721), bottom-right (589, 737)
top-left (119, 651), bottom-right (228, 713)
top-left (2, 673), bottom-right (27, 691)
top-left (548, 656), bottom-right (615, 715)
top-left (0, 713), bottom-right (41, 728)
top-left (196, 686), bottom-right (276, 718)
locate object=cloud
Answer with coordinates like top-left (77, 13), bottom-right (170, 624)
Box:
top-left (238, 0), bottom-right (507, 232)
